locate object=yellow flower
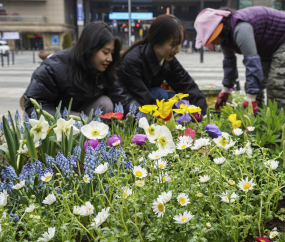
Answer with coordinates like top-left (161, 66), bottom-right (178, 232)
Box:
top-left (173, 104), bottom-right (201, 114)
top-left (228, 114), bottom-right (242, 129)
top-left (153, 99), bottom-right (176, 119)
top-left (169, 93), bottom-right (189, 102)
top-left (138, 105), bottom-right (158, 115)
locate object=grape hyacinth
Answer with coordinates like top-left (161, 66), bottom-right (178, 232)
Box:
top-left (45, 154), bottom-right (56, 167)
top-left (114, 102), bottom-right (124, 114)
top-left (94, 108), bottom-right (102, 122)
top-left (0, 181), bottom-right (14, 193)
top-left (129, 102), bottom-right (137, 115)
top-left (19, 162), bottom-right (36, 185)
top-left (74, 121), bottom-right (83, 130)
top-left (62, 108), bottom-right (68, 120)
top-left (24, 117), bottom-right (32, 129)
top-left (136, 112), bottom-right (143, 120)
top-left (30, 110), bottom-right (38, 120)
top-left (55, 152), bottom-right (77, 178)
top-left (73, 145), bottom-right (81, 161)
top-left (14, 110), bottom-right (21, 126)
top-left (1, 165), bottom-right (18, 183)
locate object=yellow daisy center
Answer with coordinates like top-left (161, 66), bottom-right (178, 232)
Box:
top-left (91, 129), bottom-right (100, 137)
top-left (155, 155), bottom-right (159, 158)
top-left (181, 145), bottom-right (187, 149)
top-left (229, 180), bottom-right (235, 185)
top-left (158, 164), bottom-right (164, 168)
top-left (84, 177), bottom-right (88, 181)
top-left (197, 193), bottom-right (203, 198)
top-left (45, 176), bottom-right (51, 182)
top-left (135, 171), bottom-right (143, 177)
top-left (225, 197), bottom-right (228, 201)
top-left (162, 177), bottom-right (166, 182)
top-left (148, 126), bottom-right (155, 135)
top-left (244, 183), bottom-right (251, 190)
top-left (181, 217), bottom-right (187, 222)
top-left (122, 193), bottom-right (129, 198)
top-left (158, 136), bottom-right (167, 147)
top-left (158, 203), bottom-right (164, 212)
top-left (179, 197), bottom-right (185, 205)
top-left (219, 138), bottom-right (228, 146)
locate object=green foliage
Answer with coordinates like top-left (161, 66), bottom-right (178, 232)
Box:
top-left (62, 32), bottom-right (72, 50)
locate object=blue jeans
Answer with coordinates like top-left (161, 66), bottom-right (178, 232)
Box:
top-left (149, 87), bottom-right (175, 101)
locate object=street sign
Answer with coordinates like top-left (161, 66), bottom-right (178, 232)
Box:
top-left (51, 35), bottom-right (59, 46)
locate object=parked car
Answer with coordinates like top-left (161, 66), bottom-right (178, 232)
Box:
top-left (0, 41), bottom-right (10, 56)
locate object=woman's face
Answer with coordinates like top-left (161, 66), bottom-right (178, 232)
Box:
top-left (92, 40), bottom-right (115, 72)
top-left (154, 38), bottom-right (182, 62)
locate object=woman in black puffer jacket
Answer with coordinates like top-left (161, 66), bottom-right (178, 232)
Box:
top-left (24, 21), bottom-right (137, 117)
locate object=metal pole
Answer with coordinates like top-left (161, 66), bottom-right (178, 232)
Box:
top-left (128, 0), bottom-right (131, 47)
top-left (1, 50), bottom-right (3, 67)
top-left (20, 32), bottom-right (23, 54)
top-left (33, 48), bottom-right (35, 63)
top-left (7, 51), bottom-right (9, 66)
top-left (12, 51), bottom-right (14, 65)
top-left (200, 0), bottom-right (204, 63)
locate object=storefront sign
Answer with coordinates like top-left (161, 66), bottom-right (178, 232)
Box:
top-left (77, 2), bottom-right (84, 26)
top-left (51, 35), bottom-right (59, 45)
top-left (2, 32), bottom-right (20, 39)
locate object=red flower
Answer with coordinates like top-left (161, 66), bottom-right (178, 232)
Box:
top-left (158, 112), bottom-right (172, 121)
top-left (100, 112), bottom-right (124, 120)
top-left (255, 237), bottom-right (270, 242)
top-left (179, 127), bottom-right (196, 139)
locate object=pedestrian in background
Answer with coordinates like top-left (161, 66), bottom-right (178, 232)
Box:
top-left (194, 7), bottom-right (285, 114)
top-left (24, 21), bottom-right (136, 117)
top-left (118, 14), bottom-right (208, 115)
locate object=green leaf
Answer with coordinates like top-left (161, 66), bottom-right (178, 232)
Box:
top-left (24, 123), bottom-right (38, 160)
top-left (67, 126), bottom-right (73, 154)
top-left (67, 98), bottom-right (73, 121)
top-left (0, 145), bottom-right (10, 158)
top-left (87, 108), bottom-right (94, 124)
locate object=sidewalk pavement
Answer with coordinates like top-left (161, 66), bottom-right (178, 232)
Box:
top-left (0, 51), bottom-right (246, 119)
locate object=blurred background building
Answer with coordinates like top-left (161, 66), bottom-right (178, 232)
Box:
top-left (0, 0), bottom-right (283, 51)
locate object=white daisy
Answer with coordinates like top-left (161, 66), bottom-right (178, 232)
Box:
top-left (41, 172), bottom-right (53, 183)
top-left (238, 177), bottom-right (256, 193)
top-left (199, 175), bottom-right (210, 183)
top-left (264, 160), bottom-right (279, 170)
top-left (220, 191), bottom-right (239, 203)
top-left (29, 115), bottom-right (49, 143)
top-left (148, 150), bottom-right (161, 160)
top-left (176, 136), bottom-right (193, 150)
top-left (0, 191), bottom-right (7, 207)
top-left (37, 227), bottom-right (55, 242)
top-left (53, 118), bottom-right (80, 142)
top-left (177, 193), bottom-right (190, 206)
top-left (79, 201), bottom-right (94, 216)
top-left (232, 128), bottom-right (243, 136)
top-left (269, 227), bottom-right (279, 239)
top-left (73, 206), bottom-right (81, 215)
top-left (42, 193), bottom-right (56, 205)
top-left (213, 157), bottom-right (225, 165)
top-left (175, 124), bottom-right (186, 131)
top-left (81, 121), bottom-right (109, 140)
top-left (158, 191), bottom-right (172, 203)
top-left (244, 141), bottom-right (252, 156)
top-left (118, 186), bottom-right (132, 199)
top-left (83, 174), bottom-right (91, 183)
top-left (234, 147), bottom-right (246, 155)
top-left (154, 159), bottom-right (168, 169)
top-left (94, 163), bottom-right (109, 174)
top-left (213, 132), bottom-right (236, 150)
top-left (247, 126), bottom-right (255, 132)
top-left (135, 180), bottom-right (145, 187)
top-left (191, 138), bottom-right (211, 150)
top-left (152, 199), bottom-right (165, 217)
top-left (133, 166), bottom-right (147, 178)
top-left (91, 207), bottom-right (110, 227)
top-left (12, 180), bottom-right (25, 190)
top-left (26, 204), bottom-right (36, 213)
top-left (158, 172), bottom-right (171, 182)
top-left (158, 148), bottom-right (172, 156)
top-left (173, 211), bottom-right (194, 224)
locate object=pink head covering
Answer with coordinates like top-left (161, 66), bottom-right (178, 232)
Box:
top-left (194, 8), bottom-right (231, 50)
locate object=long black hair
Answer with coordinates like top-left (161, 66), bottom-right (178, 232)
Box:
top-left (218, 7), bottom-right (237, 40)
top-left (122, 14), bottom-right (186, 59)
top-left (68, 21), bottom-right (121, 89)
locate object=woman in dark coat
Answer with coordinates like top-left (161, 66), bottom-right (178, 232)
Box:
top-left (24, 22), bottom-right (136, 117)
top-left (194, 7), bottom-right (285, 114)
top-left (117, 14), bottom-right (208, 115)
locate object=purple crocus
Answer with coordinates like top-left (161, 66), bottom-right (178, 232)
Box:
top-left (107, 135), bottom-right (122, 147)
top-left (131, 134), bottom-right (147, 146)
top-left (177, 113), bottom-right (192, 126)
top-left (84, 139), bottom-right (99, 152)
top-left (205, 124), bottom-right (222, 138)
top-left (175, 99), bottom-right (190, 109)
top-left (191, 113), bottom-right (203, 122)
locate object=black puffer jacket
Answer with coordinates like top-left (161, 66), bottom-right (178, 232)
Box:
top-left (118, 43), bottom-right (208, 115)
top-left (24, 49), bottom-right (137, 116)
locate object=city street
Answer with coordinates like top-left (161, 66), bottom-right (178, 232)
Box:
top-left (0, 50), bottom-right (246, 118)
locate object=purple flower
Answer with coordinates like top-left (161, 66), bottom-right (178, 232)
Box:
top-left (191, 113), bottom-right (203, 122)
top-left (107, 135), bottom-right (122, 147)
top-left (177, 113), bottom-right (192, 126)
top-left (175, 99), bottom-right (190, 109)
top-left (131, 134), bottom-right (147, 146)
top-left (84, 139), bottom-right (99, 152)
top-left (205, 124), bottom-right (222, 138)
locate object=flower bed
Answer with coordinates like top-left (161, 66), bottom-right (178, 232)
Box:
top-left (0, 96), bottom-right (284, 242)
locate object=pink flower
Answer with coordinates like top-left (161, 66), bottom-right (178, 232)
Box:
top-left (255, 237), bottom-right (270, 242)
top-left (179, 127), bottom-right (196, 139)
top-left (84, 139), bottom-right (99, 152)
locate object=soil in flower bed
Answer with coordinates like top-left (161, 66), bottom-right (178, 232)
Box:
top-left (244, 195), bottom-right (285, 242)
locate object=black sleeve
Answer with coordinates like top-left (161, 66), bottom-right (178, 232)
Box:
top-left (119, 58), bottom-right (155, 105)
top-left (165, 58), bottom-right (208, 115)
top-left (106, 77), bottom-right (141, 114)
top-left (24, 64), bottom-right (60, 116)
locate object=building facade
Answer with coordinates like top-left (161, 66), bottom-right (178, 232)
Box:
top-left (0, 0), bottom-right (77, 50)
